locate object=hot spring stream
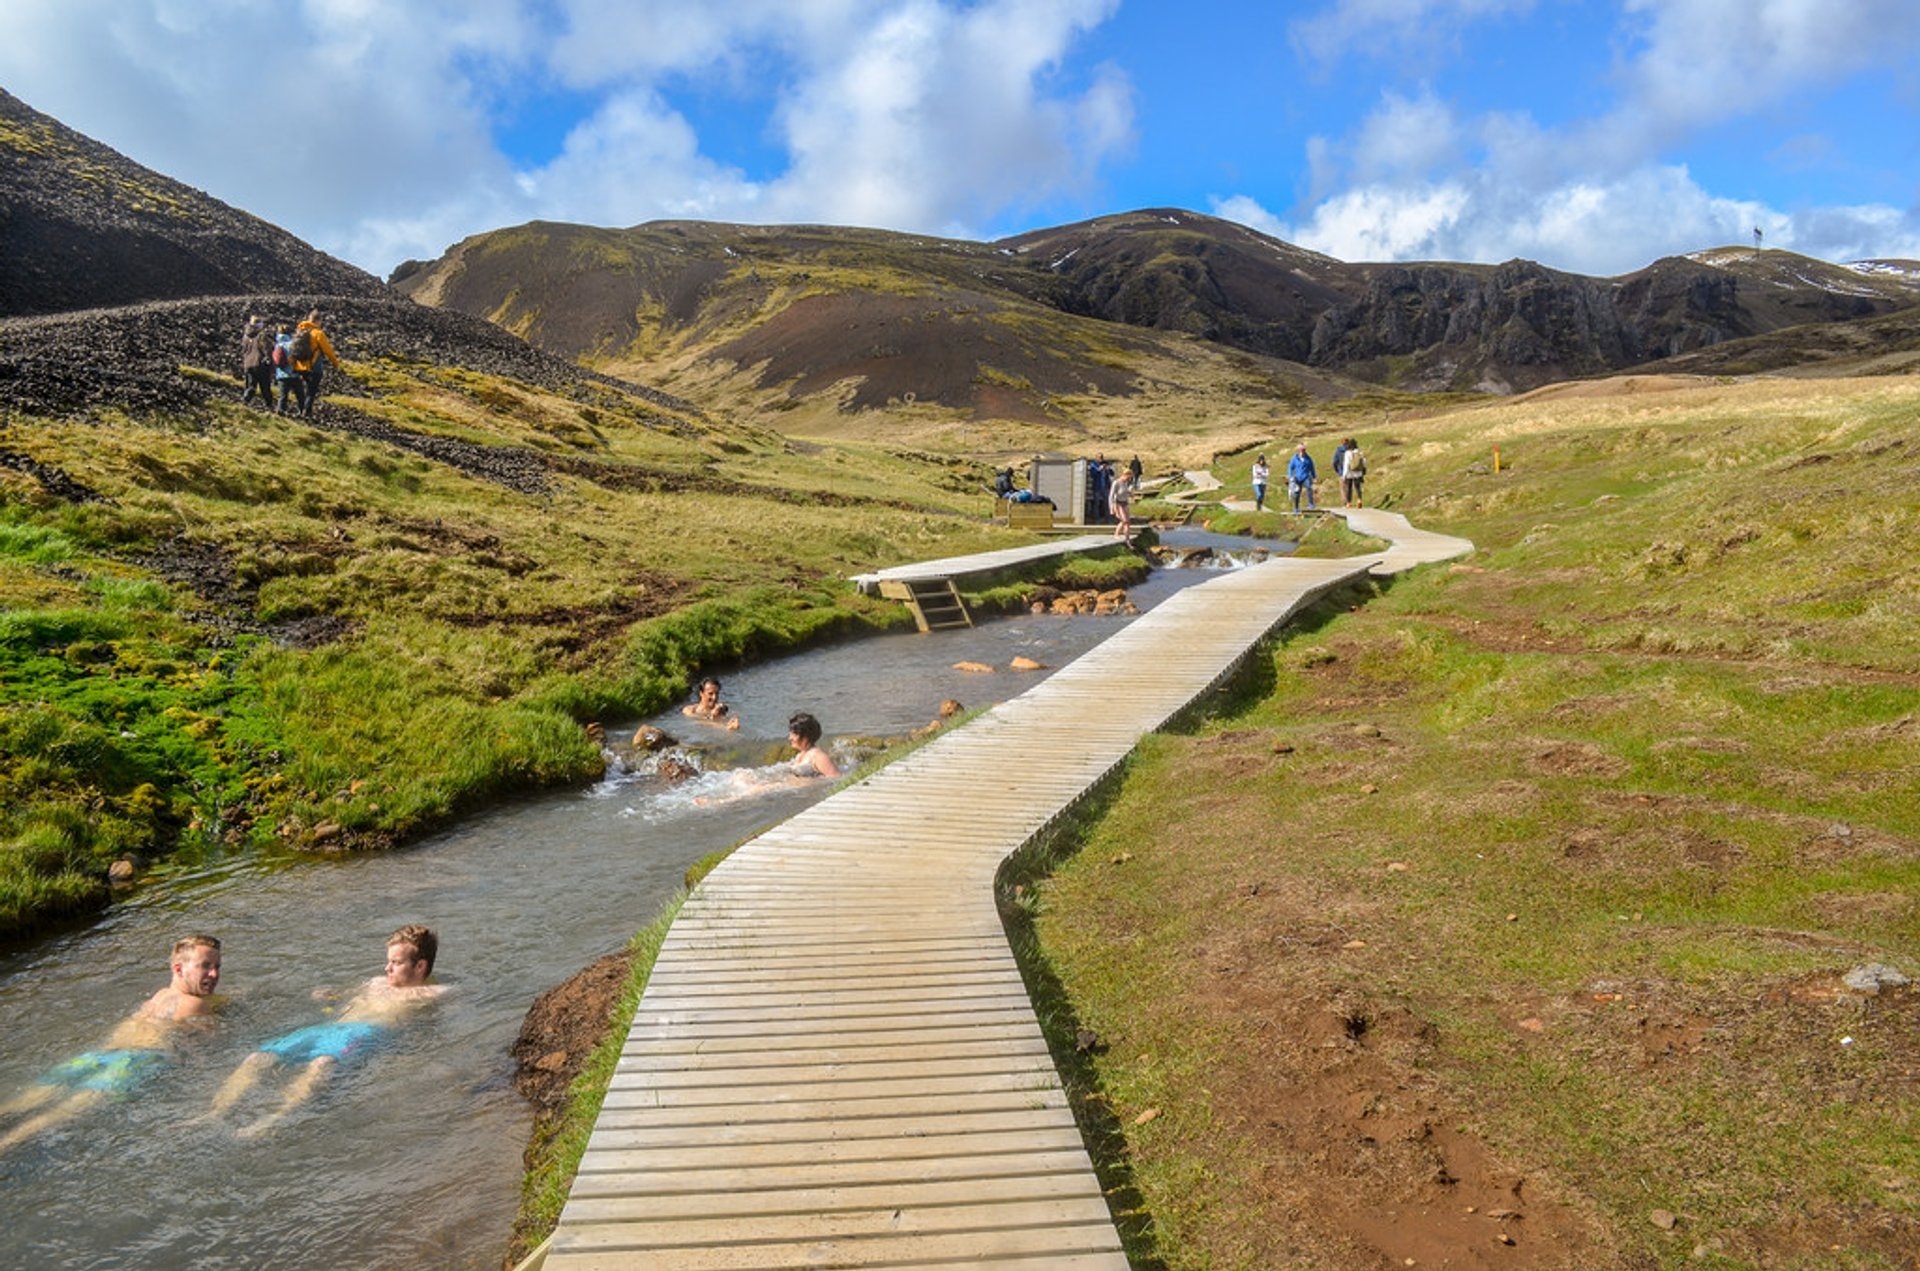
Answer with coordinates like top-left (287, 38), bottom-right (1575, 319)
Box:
top-left (0, 534), bottom-right (1279, 1267)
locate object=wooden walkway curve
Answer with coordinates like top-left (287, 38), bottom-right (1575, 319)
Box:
top-left (534, 511), bottom-right (1472, 1269)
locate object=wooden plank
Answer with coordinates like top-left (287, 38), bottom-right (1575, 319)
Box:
top-left (548, 523), bottom-right (1471, 1266)
top-left (560, 1168), bottom-right (1097, 1221)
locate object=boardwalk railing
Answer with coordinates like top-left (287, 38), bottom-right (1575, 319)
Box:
top-left (534, 512), bottom-right (1471, 1268)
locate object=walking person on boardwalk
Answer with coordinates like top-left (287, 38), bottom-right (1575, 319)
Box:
top-left (1287, 443), bottom-right (1318, 512)
top-left (1329, 439), bottom-right (1350, 499)
top-left (1108, 466), bottom-right (1134, 541)
top-left (290, 309), bottom-right (341, 417)
top-left (1340, 439), bottom-right (1367, 508)
top-left (240, 315), bottom-right (276, 409)
top-left (1250, 454), bottom-right (1270, 513)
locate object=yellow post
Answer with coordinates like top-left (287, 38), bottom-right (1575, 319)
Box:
top-left (1493, 446), bottom-right (1501, 473)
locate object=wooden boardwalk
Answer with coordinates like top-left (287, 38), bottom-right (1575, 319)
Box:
top-left (849, 534), bottom-right (1120, 596)
top-left (536, 514), bottom-right (1471, 1269)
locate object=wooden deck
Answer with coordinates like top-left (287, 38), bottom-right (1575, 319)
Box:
top-left (849, 534), bottom-right (1120, 596)
top-left (537, 518), bottom-right (1472, 1269)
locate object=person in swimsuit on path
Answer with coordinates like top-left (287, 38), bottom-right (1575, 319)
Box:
top-left (787, 711), bottom-right (840, 779)
top-left (681, 676), bottom-right (742, 731)
top-left (206, 924), bottom-right (444, 1138)
top-left (0, 934), bottom-right (224, 1153)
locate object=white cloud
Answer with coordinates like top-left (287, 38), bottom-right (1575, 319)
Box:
top-left (1250, 0), bottom-right (1920, 273)
top-left (1217, 165), bottom-right (1920, 276)
top-left (759, 0), bottom-right (1129, 230)
top-left (0, 0), bottom-right (1130, 271)
top-left (1615, 0), bottom-right (1920, 140)
top-left (1291, 0), bottom-right (1536, 68)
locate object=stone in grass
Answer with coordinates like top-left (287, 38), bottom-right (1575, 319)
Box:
top-left (1842, 963), bottom-right (1910, 995)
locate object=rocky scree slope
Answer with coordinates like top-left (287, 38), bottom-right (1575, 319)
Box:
top-left (0, 88), bottom-right (389, 317)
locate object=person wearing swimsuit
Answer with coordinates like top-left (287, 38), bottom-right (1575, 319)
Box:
top-left (1, 934), bottom-right (223, 1154)
top-left (787, 711), bottom-right (840, 779)
top-left (682, 677), bottom-right (742, 731)
top-left (207, 924), bottom-right (445, 1138)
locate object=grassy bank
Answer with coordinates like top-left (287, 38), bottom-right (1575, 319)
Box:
top-left (1031, 375), bottom-right (1920, 1268)
top-left (0, 354), bottom-right (1019, 938)
top-left (509, 892), bottom-right (685, 1266)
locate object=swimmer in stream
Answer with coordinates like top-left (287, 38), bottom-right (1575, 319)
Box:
top-left (681, 677), bottom-right (742, 731)
top-left (205, 924), bottom-right (444, 1138)
top-left (0, 934), bottom-right (224, 1154)
top-left (787, 711), bottom-right (840, 779)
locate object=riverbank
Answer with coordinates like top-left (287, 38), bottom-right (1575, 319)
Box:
top-left (1035, 374), bottom-right (1920, 1267)
top-left (5, 325), bottom-right (1160, 938)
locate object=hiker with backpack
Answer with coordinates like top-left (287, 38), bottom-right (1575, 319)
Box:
top-left (240, 315), bottom-right (275, 410)
top-left (1340, 438), bottom-right (1367, 508)
top-left (271, 325), bottom-right (306, 415)
top-left (289, 310), bottom-right (341, 417)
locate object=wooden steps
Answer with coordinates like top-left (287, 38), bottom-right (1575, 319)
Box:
top-left (881, 576), bottom-right (972, 632)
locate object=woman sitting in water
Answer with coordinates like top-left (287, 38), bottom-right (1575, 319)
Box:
top-left (787, 711), bottom-right (840, 779)
top-left (681, 677), bottom-right (741, 731)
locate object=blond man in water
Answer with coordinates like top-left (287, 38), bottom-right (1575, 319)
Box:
top-left (0, 934), bottom-right (224, 1153)
top-left (207, 924), bottom-right (444, 1138)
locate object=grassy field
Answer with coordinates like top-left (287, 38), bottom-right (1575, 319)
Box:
top-left (0, 352), bottom-right (1050, 937)
top-left (1029, 375), bottom-right (1920, 1269)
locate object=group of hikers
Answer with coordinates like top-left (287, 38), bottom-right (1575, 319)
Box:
top-left (0, 925), bottom-right (443, 1152)
top-left (239, 309), bottom-right (341, 416)
top-left (1250, 437), bottom-right (1369, 513)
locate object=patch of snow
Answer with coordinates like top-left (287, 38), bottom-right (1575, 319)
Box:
top-left (1848, 260), bottom-right (1920, 280)
top-left (1161, 215), bottom-right (1181, 225)
top-left (998, 247), bottom-right (1015, 256)
top-left (1792, 269), bottom-right (1883, 298)
top-left (722, 246), bottom-right (737, 258)
top-left (1050, 248), bottom-right (1079, 271)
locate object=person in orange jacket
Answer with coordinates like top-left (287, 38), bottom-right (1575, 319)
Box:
top-left (291, 309), bottom-right (342, 417)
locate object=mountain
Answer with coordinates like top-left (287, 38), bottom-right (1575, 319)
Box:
top-left (396, 208), bottom-right (1920, 403)
top-left (0, 87), bottom-right (388, 316)
top-left (390, 218), bottom-right (1361, 445)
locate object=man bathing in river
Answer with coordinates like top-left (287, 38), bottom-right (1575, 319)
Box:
top-left (0, 935), bottom-right (223, 1153)
top-left (206, 924), bottom-right (444, 1137)
top-left (682, 676), bottom-right (742, 730)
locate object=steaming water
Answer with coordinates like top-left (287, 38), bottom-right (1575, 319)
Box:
top-left (0, 537), bottom-right (1281, 1267)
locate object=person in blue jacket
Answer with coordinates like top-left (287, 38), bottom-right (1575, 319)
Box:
top-left (1287, 443), bottom-right (1319, 512)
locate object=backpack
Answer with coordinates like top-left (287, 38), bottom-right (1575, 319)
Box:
top-left (271, 337), bottom-right (290, 369)
top-left (287, 327), bottom-right (315, 365)
top-left (1346, 451), bottom-right (1366, 477)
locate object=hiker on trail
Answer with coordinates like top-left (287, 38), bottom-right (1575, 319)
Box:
top-left (206, 924), bottom-right (443, 1138)
top-left (290, 309), bottom-right (341, 417)
top-left (1128, 454), bottom-right (1143, 485)
top-left (1250, 454), bottom-right (1271, 513)
top-left (240, 315), bottom-right (275, 409)
top-left (787, 712), bottom-right (840, 779)
top-left (1109, 467), bottom-right (1134, 541)
top-left (1287, 443), bottom-right (1318, 512)
top-left (1329, 439), bottom-right (1350, 497)
top-left (1340, 439), bottom-right (1367, 508)
top-left (0, 935), bottom-right (224, 1154)
top-left (272, 325), bottom-right (306, 415)
top-left (682, 677), bottom-right (742, 731)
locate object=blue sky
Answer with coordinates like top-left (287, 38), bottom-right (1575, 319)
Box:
top-left (2, 0), bottom-right (1916, 277)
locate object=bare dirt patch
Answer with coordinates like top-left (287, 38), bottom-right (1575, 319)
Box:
top-left (1181, 976), bottom-right (1619, 1268)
